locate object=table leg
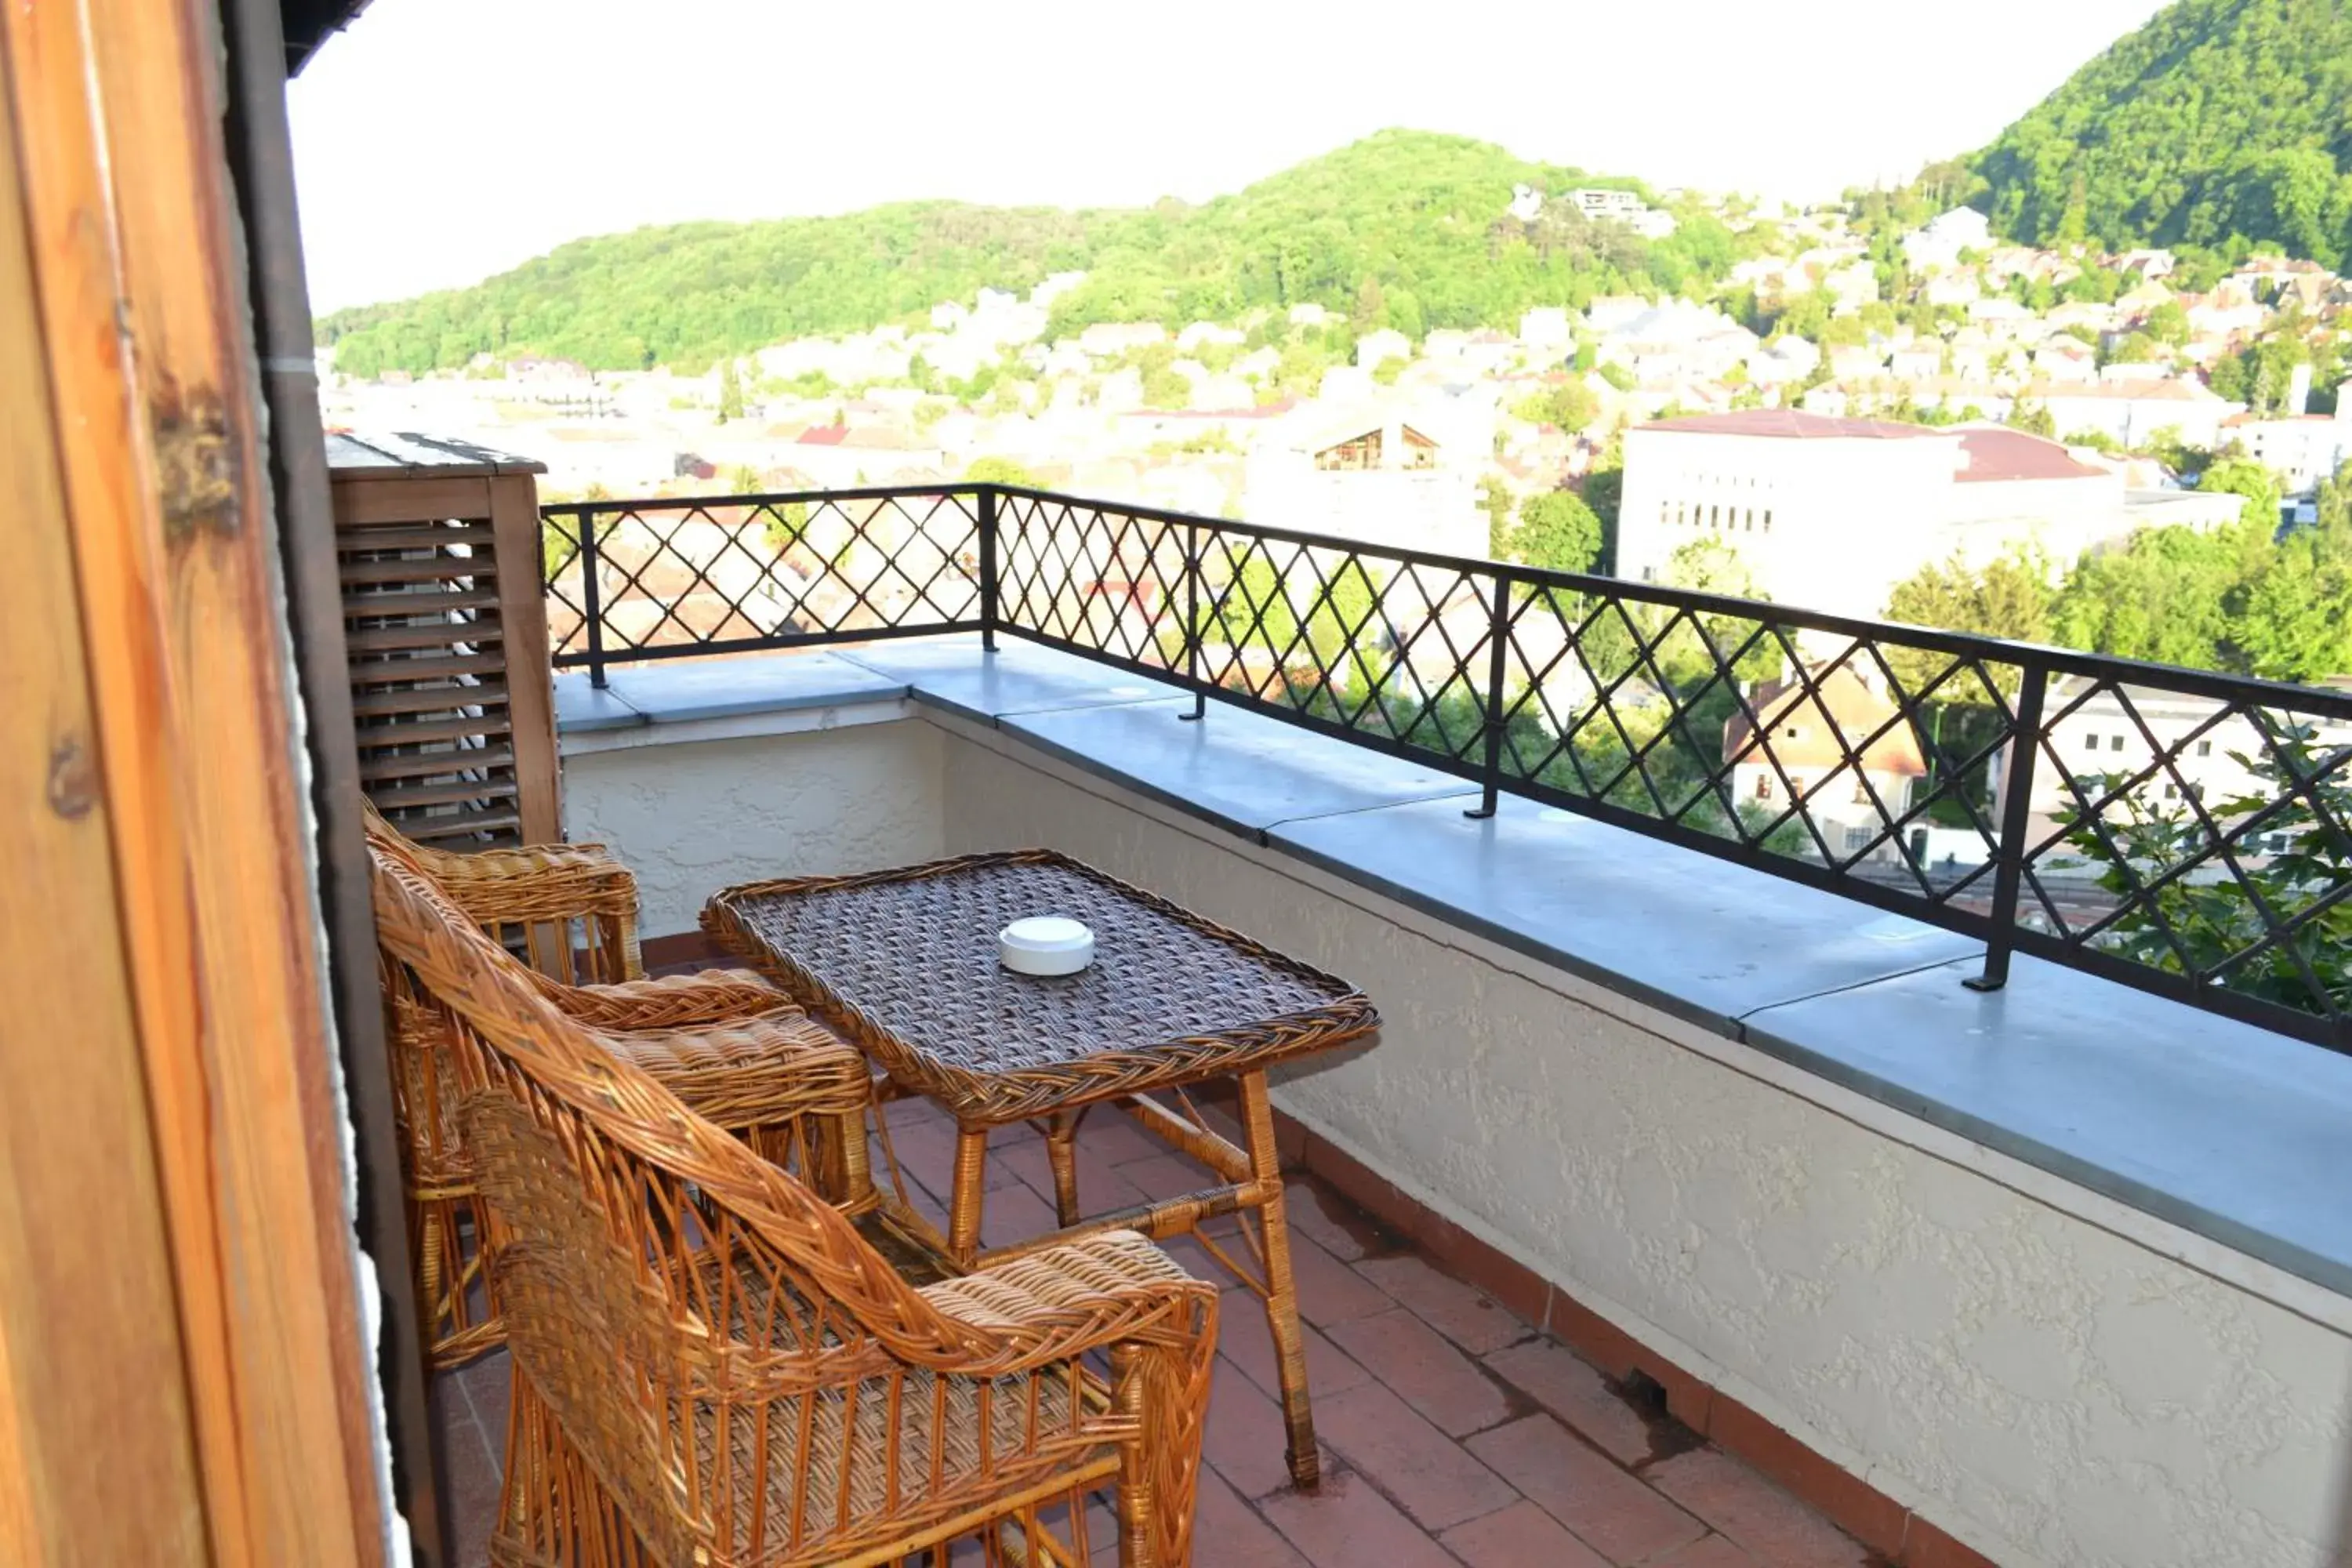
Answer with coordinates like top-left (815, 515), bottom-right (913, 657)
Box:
top-left (1238, 1070), bottom-right (1318, 1488)
top-left (1044, 1109), bottom-right (1083, 1229)
top-left (947, 1123), bottom-right (991, 1268)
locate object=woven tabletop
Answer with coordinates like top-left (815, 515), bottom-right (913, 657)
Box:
top-left (705, 850), bottom-right (1378, 1121)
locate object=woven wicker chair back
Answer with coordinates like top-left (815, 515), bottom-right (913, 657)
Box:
top-left (369, 846), bottom-right (1011, 1558)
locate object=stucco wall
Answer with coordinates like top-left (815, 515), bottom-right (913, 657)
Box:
top-left (933, 722), bottom-right (2352, 1568)
top-left (561, 718), bottom-right (946, 935)
top-left (564, 710), bottom-right (2352, 1567)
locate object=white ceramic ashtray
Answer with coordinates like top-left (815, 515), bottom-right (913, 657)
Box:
top-left (999, 916), bottom-right (1095, 977)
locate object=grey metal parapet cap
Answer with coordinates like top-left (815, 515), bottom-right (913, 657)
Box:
top-left (1740, 954), bottom-right (2352, 1298)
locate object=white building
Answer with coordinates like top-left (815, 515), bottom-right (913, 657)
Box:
top-left (2029, 378), bottom-right (2245, 450)
top-left (1242, 404), bottom-right (1482, 558)
top-left (1617, 410), bottom-right (2212, 619)
top-left (1903, 207), bottom-right (1994, 272)
top-left (1519, 307), bottom-right (1573, 353)
top-left (2013, 678), bottom-right (2352, 851)
top-left (1356, 328), bottom-right (1413, 369)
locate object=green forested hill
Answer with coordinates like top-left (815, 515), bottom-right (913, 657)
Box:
top-left (1971, 0), bottom-right (2352, 267)
top-left (320, 130), bottom-right (1737, 376)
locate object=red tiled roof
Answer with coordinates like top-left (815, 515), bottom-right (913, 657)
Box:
top-left (795, 424), bottom-right (849, 446)
top-left (1640, 409), bottom-right (1944, 440)
top-left (1954, 426), bottom-right (2107, 484)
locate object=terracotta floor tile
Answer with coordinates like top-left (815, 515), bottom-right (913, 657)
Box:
top-left (1356, 1253), bottom-right (1536, 1355)
top-left (432, 1375), bottom-right (502, 1566)
top-left (1206, 1358), bottom-right (1331, 1501)
top-left (1116, 1149), bottom-right (1227, 1204)
top-left (1191, 1470), bottom-right (1313, 1566)
top-left (1312, 1377), bottom-right (1519, 1530)
top-left (1649, 1534), bottom-right (1762, 1566)
top-left (1256, 1469), bottom-right (1464, 1568)
top-left (1287, 1231), bottom-right (1395, 1327)
top-left (1218, 1310), bottom-right (1370, 1407)
top-left (1645, 1450), bottom-right (1871, 1567)
top-left (1465, 1414), bottom-right (1706, 1565)
top-left (990, 1134), bottom-right (1152, 1214)
top-left (1283, 1176), bottom-right (1391, 1262)
top-left (1439, 1500), bottom-right (1613, 1568)
top-left (1328, 1308), bottom-right (1514, 1437)
top-left (977, 1180), bottom-right (1065, 1252)
top-left (1483, 1338), bottom-right (1654, 1466)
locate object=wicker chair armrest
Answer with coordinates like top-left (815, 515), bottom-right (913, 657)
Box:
top-left (552, 969), bottom-right (787, 1030)
top-left (914, 1231), bottom-right (1217, 1374)
top-left (416, 840), bottom-right (638, 927)
top-left (589, 1011), bottom-right (870, 1130)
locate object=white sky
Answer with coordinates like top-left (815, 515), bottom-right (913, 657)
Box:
top-left (289, 0), bottom-right (2168, 314)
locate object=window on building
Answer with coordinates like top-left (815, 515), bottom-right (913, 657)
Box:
top-left (2082, 733), bottom-right (2100, 751)
top-left (1782, 724), bottom-right (1805, 739)
top-left (2195, 739), bottom-right (2212, 757)
top-left (1762, 509), bottom-right (1773, 532)
top-left (2110, 735), bottom-right (2125, 752)
top-left (2163, 782), bottom-right (2180, 800)
top-left (1853, 776), bottom-right (1873, 805)
top-left (1754, 772), bottom-right (1773, 800)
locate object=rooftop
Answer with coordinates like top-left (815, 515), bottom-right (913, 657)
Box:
top-left (1637, 408), bottom-right (1945, 440)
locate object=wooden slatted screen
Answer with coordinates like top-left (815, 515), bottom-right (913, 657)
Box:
top-left (328, 433), bottom-right (561, 847)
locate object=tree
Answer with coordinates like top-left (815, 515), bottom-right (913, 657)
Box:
top-left (1580, 462), bottom-right (1624, 573)
top-left (964, 456), bottom-right (1044, 488)
top-left (717, 358), bottom-right (745, 423)
top-left (1477, 477), bottom-right (1514, 558)
top-left (2051, 521), bottom-right (2269, 672)
top-left (2005, 399), bottom-right (2055, 437)
top-left (2197, 456), bottom-right (2283, 532)
top-left (1883, 550), bottom-right (2053, 695)
top-left (2235, 514), bottom-right (2352, 682)
top-left (1512, 491), bottom-right (1602, 574)
top-left (2145, 299), bottom-right (2190, 347)
top-left (1511, 381), bottom-right (1599, 433)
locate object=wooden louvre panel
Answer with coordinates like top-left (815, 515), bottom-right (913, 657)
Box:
top-left (329, 433), bottom-right (561, 848)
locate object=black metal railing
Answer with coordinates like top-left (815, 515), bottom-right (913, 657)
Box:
top-left (544, 484), bottom-right (2352, 1053)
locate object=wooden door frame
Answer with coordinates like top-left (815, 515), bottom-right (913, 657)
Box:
top-left (1, 0), bottom-right (408, 1561)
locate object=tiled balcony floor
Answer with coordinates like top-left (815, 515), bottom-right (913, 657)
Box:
top-left (431, 1098), bottom-right (1878, 1567)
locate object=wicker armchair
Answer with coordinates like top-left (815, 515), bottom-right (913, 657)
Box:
top-left (371, 847), bottom-right (1218, 1567)
top-left (362, 800), bottom-right (642, 983)
top-left (365, 811), bottom-right (872, 1367)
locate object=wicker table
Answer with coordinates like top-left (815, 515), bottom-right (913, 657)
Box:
top-left (706, 848), bottom-right (1379, 1488)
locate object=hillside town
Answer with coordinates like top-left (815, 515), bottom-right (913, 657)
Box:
top-left (324, 183), bottom-right (2348, 634)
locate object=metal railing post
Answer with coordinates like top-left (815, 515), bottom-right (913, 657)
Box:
top-left (576, 508), bottom-right (608, 690)
top-left (1465, 571), bottom-right (1511, 819)
top-left (1966, 662), bottom-right (2049, 993)
top-left (978, 485), bottom-right (1000, 653)
top-left (1181, 520), bottom-right (1205, 721)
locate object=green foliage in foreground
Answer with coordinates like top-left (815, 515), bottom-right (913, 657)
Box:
top-left (321, 131), bottom-right (1740, 376)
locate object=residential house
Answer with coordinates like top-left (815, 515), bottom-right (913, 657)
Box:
top-left (1823, 262), bottom-right (1879, 311)
top-left (2221, 400), bottom-right (2352, 494)
top-left (1598, 300), bottom-right (1759, 384)
top-left (2114, 249), bottom-right (2177, 280)
top-left (1176, 321), bottom-right (1246, 351)
top-left (1722, 662), bottom-right (1929, 860)
top-left (1922, 271), bottom-right (1983, 307)
top-left (1242, 402), bottom-right (1481, 557)
top-left (1356, 328), bottom-right (1413, 369)
top-left (2013, 678), bottom-right (2352, 853)
top-left (1902, 207), bottom-right (1992, 272)
top-left (1288, 303), bottom-right (1331, 326)
top-left (1888, 343), bottom-right (1944, 384)
top-left (2031, 377), bottom-right (2245, 449)
top-left (1519, 307), bottom-right (1574, 352)
top-left (1077, 321), bottom-right (1166, 358)
top-left (2031, 339), bottom-right (2099, 384)
top-left (1584, 294), bottom-right (1650, 335)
